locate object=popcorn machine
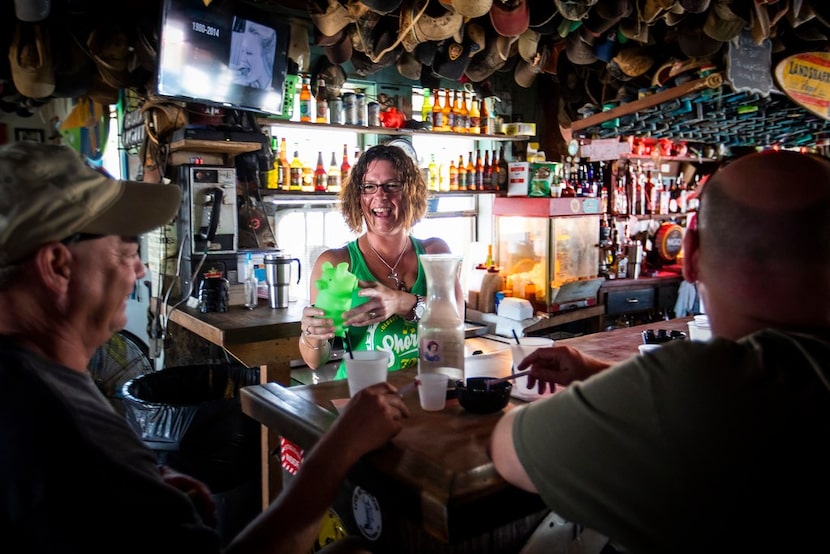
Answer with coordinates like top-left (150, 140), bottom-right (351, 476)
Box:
top-left (493, 198), bottom-right (601, 313)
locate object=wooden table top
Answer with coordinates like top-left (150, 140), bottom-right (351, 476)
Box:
top-left (240, 316), bottom-right (693, 543)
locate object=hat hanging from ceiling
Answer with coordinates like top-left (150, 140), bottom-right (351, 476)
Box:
top-left (316, 25), bottom-right (354, 64)
top-left (490, 0), bottom-right (530, 37)
top-left (439, 0), bottom-right (494, 18)
top-left (677, 13), bottom-right (723, 57)
top-left (528, 0), bottom-right (558, 29)
top-left (517, 28), bottom-right (540, 62)
top-left (465, 28), bottom-right (509, 81)
top-left (703, 0), bottom-right (748, 42)
top-left (583, 0), bottom-right (631, 37)
top-left (555, 0), bottom-right (597, 22)
top-left (309, 0), bottom-right (351, 36)
top-left (396, 49), bottom-right (423, 79)
top-left (360, 0), bottom-right (404, 14)
top-left (432, 21), bottom-right (486, 80)
top-left (8, 22), bottom-right (55, 99)
top-left (399, 0), bottom-right (464, 52)
top-left (606, 45), bottom-right (653, 80)
top-left (565, 29), bottom-right (597, 65)
top-left (514, 42), bottom-right (549, 87)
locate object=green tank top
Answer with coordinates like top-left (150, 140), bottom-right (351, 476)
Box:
top-left (333, 237), bottom-right (427, 380)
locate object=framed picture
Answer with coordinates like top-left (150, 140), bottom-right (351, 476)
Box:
top-left (15, 128), bottom-right (44, 143)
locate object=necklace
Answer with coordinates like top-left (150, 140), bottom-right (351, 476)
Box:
top-left (366, 238), bottom-right (409, 291)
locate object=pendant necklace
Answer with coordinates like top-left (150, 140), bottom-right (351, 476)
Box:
top-left (366, 238), bottom-right (409, 291)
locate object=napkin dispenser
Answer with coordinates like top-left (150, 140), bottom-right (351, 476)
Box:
top-left (497, 297), bottom-right (534, 320)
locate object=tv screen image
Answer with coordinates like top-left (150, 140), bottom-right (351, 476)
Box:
top-left (156, 0), bottom-right (289, 115)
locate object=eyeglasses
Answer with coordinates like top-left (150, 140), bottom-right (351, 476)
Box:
top-left (360, 182), bottom-right (403, 194)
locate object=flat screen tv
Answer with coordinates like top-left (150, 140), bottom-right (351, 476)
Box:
top-left (155, 0), bottom-right (290, 115)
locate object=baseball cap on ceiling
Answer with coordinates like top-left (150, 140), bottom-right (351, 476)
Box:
top-left (438, 0), bottom-right (493, 18)
top-left (9, 22), bottom-right (55, 99)
top-left (360, 0), bottom-right (404, 14)
top-left (514, 42), bottom-right (549, 87)
top-left (309, 0), bottom-right (351, 36)
top-left (432, 22), bottom-right (486, 80)
top-left (490, 0), bottom-right (530, 37)
top-left (0, 142), bottom-right (181, 267)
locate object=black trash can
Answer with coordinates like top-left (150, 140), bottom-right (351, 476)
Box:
top-left (122, 363), bottom-right (261, 544)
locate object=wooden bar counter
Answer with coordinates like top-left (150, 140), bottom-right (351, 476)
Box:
top-left (240, 317), bottom-right (692, 553)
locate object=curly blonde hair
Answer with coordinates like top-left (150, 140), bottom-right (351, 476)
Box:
top-left (338, 144), bottom-right (428, 234)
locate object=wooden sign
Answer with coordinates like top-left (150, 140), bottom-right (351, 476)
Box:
top-left (727, 30), bottom-right (773, 95)
top-left (774, 52), bottom-right (830, 121)
top-left (579, 138), bottom-right (631, 161)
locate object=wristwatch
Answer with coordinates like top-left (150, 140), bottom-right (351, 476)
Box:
top-left (409, 295), bottom-right (426, 322)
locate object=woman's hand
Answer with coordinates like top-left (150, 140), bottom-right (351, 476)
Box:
top-left (342, 280), bottom-right (414, 327)
top-left (301, 304), bottom-right (335, 341)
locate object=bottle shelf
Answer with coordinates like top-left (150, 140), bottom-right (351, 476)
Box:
top-left (256, 117), bottom-right (529, 141)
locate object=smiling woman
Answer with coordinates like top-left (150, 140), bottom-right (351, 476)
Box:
top-left (296, 144), bottom-right (464, 379)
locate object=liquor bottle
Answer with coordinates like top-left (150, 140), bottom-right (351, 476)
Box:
top-left (459, 90), bottom-right (469, 133)
top-left (448, 159), bottom-right (458, 191)
top-left (327, 151), bottom-right (341, 192)
top-left (484, 244), bottom-right (494, 268)
top-left (302, 158), bottom-right (314, 192)
top-left (432, 87), bottom-right (444, 131)
top-left (289, 149), bottom-right (303, 191)
top-left (313, 151), bottom-right (327, 192)
top-left (480, 97), bottom-right (490, 135)
top-left (442, 89), bottom-right (453, 132)
top-left (279, 137), bottom-right (290, 190)
top-left (428, 154), bottom-right (439, 192)
top-left (465, 151), bottom-right (476, 190)
top-left (340, 144), bottom-right (351, 186)
top-left (457, 154), bottom-right (467, 191)
top-left (496, 145), bottom-right (508, 190)
top-left (315, 76), bottom-right (328, 124)
top-left (482, 150), bottom-right (491, 190)
top-left (299, 76), bottom-right (312, 122)
top-left (468, 93), bottom-right (480, 134)
top-left (421, 87), bottom-right (432, 123)
top-left (474, 150), bottom-right (484, 191)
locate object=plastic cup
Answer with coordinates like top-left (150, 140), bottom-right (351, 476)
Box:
top-left (417, 373), bottom-right (448, 411)
top-left (510, 337), bottom-right (554, 401)
top-left (345, 351), bottom-right (389, 397)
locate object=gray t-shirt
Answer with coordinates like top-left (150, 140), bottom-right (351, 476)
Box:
top-left (513, 329), bottom-right (830, 553)
top-left (0, 336), bottom-right (221, 552)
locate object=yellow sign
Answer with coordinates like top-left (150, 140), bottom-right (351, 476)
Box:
top-left (774, 52), bottom-right (830, 121)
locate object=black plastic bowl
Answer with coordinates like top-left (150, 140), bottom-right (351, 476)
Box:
top-left (455, 377), bottom-right (512, 414)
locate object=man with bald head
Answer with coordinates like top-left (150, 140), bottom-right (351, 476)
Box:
top-left (490, 151), bottom-right (830, 552)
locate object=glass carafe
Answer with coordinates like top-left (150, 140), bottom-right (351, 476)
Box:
top-left (418, 254), bottom-right (464, 377)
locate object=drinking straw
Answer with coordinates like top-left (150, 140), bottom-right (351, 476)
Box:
top-left (512, 329), bottom-right (521, 344)
top-left (344, 329), bottom-right (354, 359)
top-left (487, 369), bottom-right (533, 386)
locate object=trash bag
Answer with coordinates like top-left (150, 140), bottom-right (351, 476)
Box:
top-left (122, 363), bottom-right (260, 492)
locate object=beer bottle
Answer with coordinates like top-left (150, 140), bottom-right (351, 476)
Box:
top-left (266, 136), bottom-right (279, 189)
top-left (451, 90), bottom-right (463, 133)
top-left (465, 151), bottom-right (476, 190)
top-left (315, 76), bottom-right (328, 124)
top-left (428, 154), bottom-right (439, 192)
top-left (442, 89), bottom-right (453, 132)
top-left (497, 145), bottom-right (509, 190)
top-left (474, 150), bottom-right (484, 190)
top-left (340, 144), bottom-right (351, 186)
top-left (314, 151), bottom-right (327, 191)
top-left (448, 159), bottom-right (458, 191)
top-left (421, 88), bottom-right (432, 123)
top-left (327, 151), bottom-right (341, 192)
top-left (482, 150), bottom-right (491, 190)
top-left (299, 76), bottom-right (312, 122)
top-left (468, 93), bottom-right (480, 134)
top-left (432, 88), bottom-right (444, 131)
top-left (457, 154), bottom-right (467, 191)
top-left (289, 149), bottom-right (303, 191)
top-left (459, 91), bottom-right (469, 133)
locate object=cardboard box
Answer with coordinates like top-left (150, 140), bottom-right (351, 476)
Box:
top-left (501, 122), bottom-right (536, 136)
top-left (507, 162), bottom-right (529, 196)
top-left (507, 162), bottom-right (561, 197)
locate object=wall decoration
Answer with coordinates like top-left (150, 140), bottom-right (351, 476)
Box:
top-left (14, 128), bottom-right (44, 143)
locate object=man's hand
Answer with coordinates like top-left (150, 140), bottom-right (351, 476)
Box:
top-left (516, 345), bottom-right (612, 392)
top-left (159, 465), bottom-right (217, 528)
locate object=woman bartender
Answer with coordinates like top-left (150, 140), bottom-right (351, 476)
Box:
top-left (298, 144), bottom-right (463, 377)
